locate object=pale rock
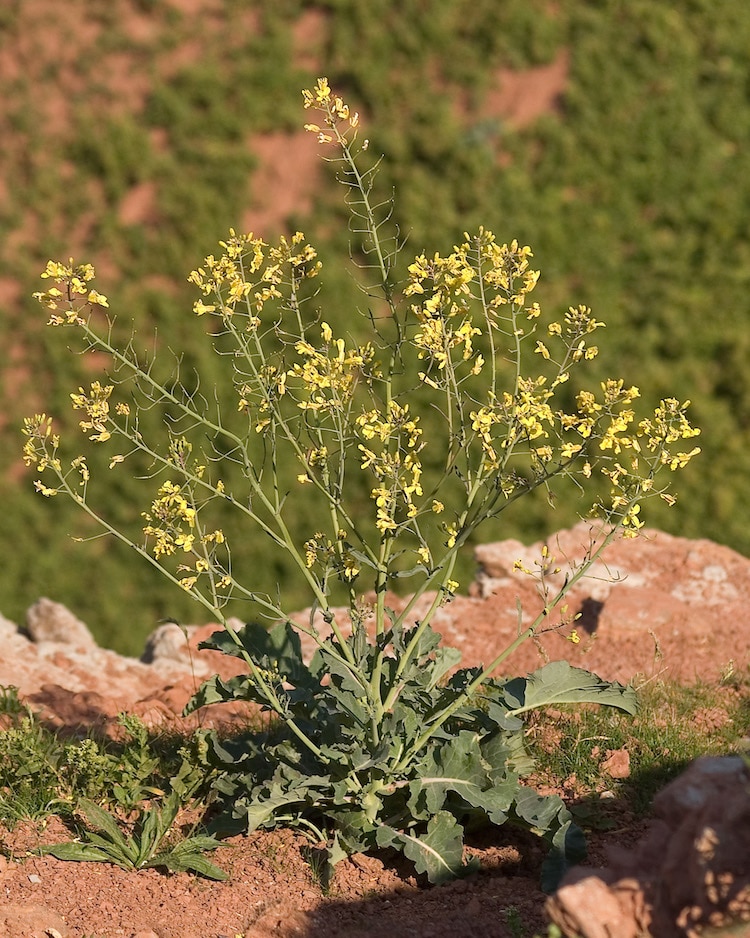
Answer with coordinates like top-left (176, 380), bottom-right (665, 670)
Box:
top-left (25, 597), bottom-right (96, 650)
top-left (141, 621), bottom-right (193, 664)
top-left (546, 756), bottom-right (750, 937)
top-left (0, 613), bottom-right (18, 637)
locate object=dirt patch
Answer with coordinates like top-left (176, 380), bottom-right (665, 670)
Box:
top-left (484, 49), bottom-right (569, 129)
top-left (242, 131), bottom-right (324, 238)
top-left (0, 817), bottom-right (633, 938)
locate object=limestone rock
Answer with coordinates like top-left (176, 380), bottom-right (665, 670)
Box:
top-left (546, 756), bottom-right (750, 938)
top-left (26, 597), bottom-right (96, 650)
top-left (0, 612), bottom-right (18, 637)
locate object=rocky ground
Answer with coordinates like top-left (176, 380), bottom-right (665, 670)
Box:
top-left (1, 523), bottom-right (749, 937)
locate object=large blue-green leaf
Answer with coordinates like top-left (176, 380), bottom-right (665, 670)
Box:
top-left (184, 673), bottom-right (259, 714)
top-left (207, 621), bottom-right (311, 684)
top-left (412, 735), bottom-right (519, 824)
top-left (500, 661), bottom-right (638, 717)
top-left (410, 732), bottom-right (489, 815)
top-left (243, 788), bottom-right (306, 831)
top-left (481, 729), bottom-right (534, 778)
top-left (376, 812), bottom-right (473, 884)
top-left (310, 642), bottom-right (369, 696)
top-left (512, 786), bottom-right (587, 892)
top-left (426, 646), bottom-right (463, 688)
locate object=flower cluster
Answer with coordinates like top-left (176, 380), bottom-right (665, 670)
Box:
top-left (70, 381), bottom-right (114, 443)
top-left (639, 397), bottom-right (702, 469)
top-left (188, 230), bottom-right (320, 324)
top-left (546, 304), bottom-right (603, 359)
top-left (33, 260), bottom-right (109, 325)
top-left (21, 414), bottom-right (91, 498)
top-left (141, 481), bottom-right (198, 558)
top-left (404, 234), bottom-right (544, 392)
top-left (302, 77), bottom-right (360, 145)
top-left (22, 414), bottom-right (61, 473)
top-left (405, 251), bottom-right (477, 372)
top-left (288, 323), bottom-right (376, 417)
top-left (303, 529), bottom-right (360, 582)
top-left (356, 401), bottom-right (425, 535)
top-left (140, 443), bottom-right (229, 590)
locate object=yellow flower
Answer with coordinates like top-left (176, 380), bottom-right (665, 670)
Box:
top-left (560, 442), bottom-right (583, 459)
top-left (87, 290), bottom-right (109, 307)
top-left (34, 480), bottom-right (59, 497)
top-left (342, 554), bottom-right (360, 580)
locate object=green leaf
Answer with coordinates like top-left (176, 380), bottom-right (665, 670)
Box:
top-left (74, 799), bottom-right (142, 865)
top-left (183, 674), bottom-right (245, 712)
top-left (313, 643), bottom-right (368, 696)
top-left (39, 842), bottom-right (116, 864)
top-left (460, 780), bottom-right (518, 825)
top-left (80, 830), bottom-right (136, 863)
top-left (511, 787), bottom-right (587, 893)
top-left (137, 804), bottom-right (168, 863)
top-left (170, 853), bottom-right (229, 881)
top-left (541, 815), bottom-right (587, 894)
top-left (502, 661), bottom-right (638, 717)
top-left (203, 621), bottom-right (310, 685)
top-left (481, 729), bottom-right (534, 778)
top-left (76, 799), bottom-right (128, 845)
top-left (313, 831), bottom-right (349, 891)
top-left (148, 846), bottom-right (229, 880)
top-left (243, 789), bottom-right (304, 831)
top-left (376, 811), bottom-right (472, 885)
top-left (391, 622), bottom-right (441, 661)
top-left (175, 834), bottom-right (226, 853)
top-left (426, 646), bottom-right (463, 688)
top-left (411, 732), bottom-right (489, 815)
top-left (411, 733), bottom-right (518, 825)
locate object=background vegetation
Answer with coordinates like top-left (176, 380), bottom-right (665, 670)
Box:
top-left (1, 0), bottom-right (748, 654)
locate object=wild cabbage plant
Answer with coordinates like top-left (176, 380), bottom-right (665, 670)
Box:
top-left (23, 78), bottom-right (699, 889)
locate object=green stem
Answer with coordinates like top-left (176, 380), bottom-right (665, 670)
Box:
top-left (45, 461), bottom-right (327, 758)
top-left (82, 320), bottom-right (350, 635)
top-left (390, 518), bottom-right (626, 773)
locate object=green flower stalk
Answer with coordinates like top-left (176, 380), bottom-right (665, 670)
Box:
top-left (23, 78), bottom-right (700, 889)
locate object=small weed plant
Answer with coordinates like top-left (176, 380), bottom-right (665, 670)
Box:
top-left (40, 791), bottom-right (228, 880)
top-left (23, 79), bottom-right (699, 888)
top-left (0, 690), bottom-right (226, 877)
